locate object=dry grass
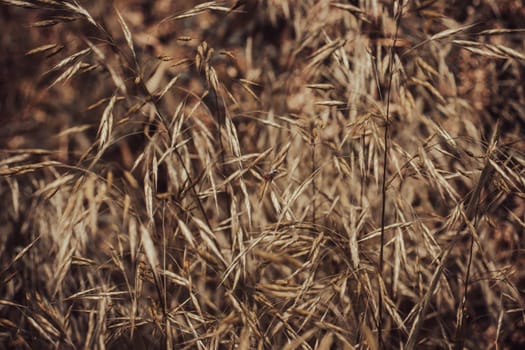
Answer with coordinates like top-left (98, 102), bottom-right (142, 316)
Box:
top-left (1, 0), bottom-right (525, 349)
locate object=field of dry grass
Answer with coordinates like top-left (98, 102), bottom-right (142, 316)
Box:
top-left (1, 0), bottom-right (525, 349)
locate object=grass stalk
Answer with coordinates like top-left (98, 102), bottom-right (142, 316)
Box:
top-left (378, 1), bottom-right (404, 346)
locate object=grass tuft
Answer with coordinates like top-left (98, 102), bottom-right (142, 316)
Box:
top-left (1, 0), bottom-right (525, 349)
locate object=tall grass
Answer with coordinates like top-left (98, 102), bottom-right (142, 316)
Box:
top-left (1, 1), bottom-right (524, 349)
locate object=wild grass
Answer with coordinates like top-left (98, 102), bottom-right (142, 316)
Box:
top-left (1, 0), bottom-right (524, 349)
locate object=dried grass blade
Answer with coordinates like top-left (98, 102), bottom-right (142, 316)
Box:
top-left (494, 44), bottom-right (525, 61)
top-left (453, 40), bottom-right (509, 59)
top-left (307, 39), bottom-right (346, 70)
top-left (489, 158), bottom-right (518, 191)
top-left (30, 19), bottom-right (59, 27)
top-left (26, 315), bottom-right (55, 344)
top-left (318, 332), bottom-right (334, 350)
top-left (315, 100), bottom-right (346, 107)
top-left (165, 1), bottom-right (228, 21)
top-left (0, 0), bottom-right (38, 8)
top-left (192, 216), bottom-right (227, 266)
top-left (238, 80), bottom-right (260, 102)
top-left (115, 7), bottom-right (136, 59)
top-left (279, 168), bottom-right (321, 223)
top-left (144, 174), bottom-right (154, 222)
top-left (156, 74), bottom-right (179, 101)
top-left (282, 328), bottom-right (317, 350)
top-left (272, 142), bottom-right (291, 169)
top-left (411, 77), bottom-right (446, 105)
top-left (85, 39), bottom-right (127, 93)
top-left (406, 240), bottom-right (456, 350)
top-left (478, 28), bottom-right (525, 35)
top-left (128, 214), bottom-right (137, 263)
top-left (96, 95), bottom-right (117, 151)
top-left (33, 174), bottom-right (75, 198)
top-left (430, 24), bottom-right (477, 41)
top-left (0, 160), bottom-right (61, 176)
top-left (0, 236), bottom-right (40, 277)
top-left (45, 47), bottom-right (91, 75)
top-left (177, 219), bottom-right (196, 248)
top-left (57, 124), bottom-right (91, 137)
top-left (26, 43), bottom-right (58, 55)
top-left (49, 60), bottom-right (83, 87)
top-left (140, 224), bottom-right (161, 287)
top-left (0, 154), bottom-right (31, 167)
top-left (331, 2), bottom-right (369, 22)
top-left (162, 269), bottom-right (190, 287)
top-left (416, 57), bottom-right (438, 77)
top-left (330, 3), bottom-right (364, 14)
top-left (63, 0), bottom-right (97, 27)
top-left (404, 23), bottom-right (478, 55)
top-left (306, 83), bottom-right (335, 91)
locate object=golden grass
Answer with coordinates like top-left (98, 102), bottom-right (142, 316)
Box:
top-left (1, 0), bottom-right (524, 349)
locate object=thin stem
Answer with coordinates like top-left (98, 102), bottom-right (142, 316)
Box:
top-left (378, 1), bottom-right (404, 347)
top-left (312, 131), bottom-right (317, 225)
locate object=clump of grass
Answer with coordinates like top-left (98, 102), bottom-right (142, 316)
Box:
top-left (1, 0), bottom-right (524, 349)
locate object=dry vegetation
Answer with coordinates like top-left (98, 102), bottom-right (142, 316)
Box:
top-left (1, 0), bottom-right (525, 349)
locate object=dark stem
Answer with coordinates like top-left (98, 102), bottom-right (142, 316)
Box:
top-left (378, 1), bottom-right (403, 347)
top-left (312, 130), bottom-right (317, 225)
